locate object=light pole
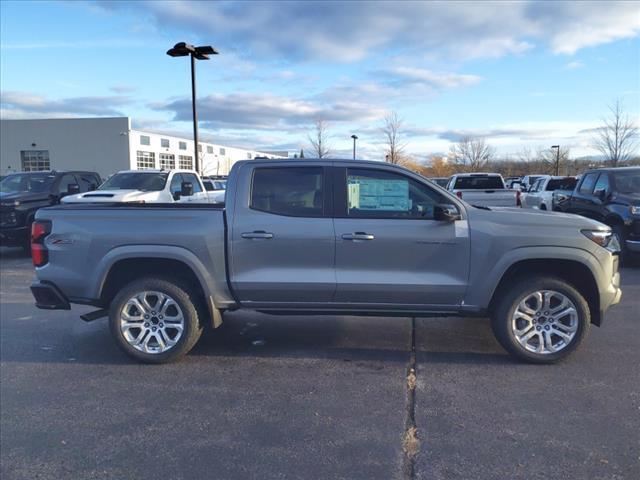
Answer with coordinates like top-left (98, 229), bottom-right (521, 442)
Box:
top-left (551, 145), bottom-right (560, 176)
top-left (351, 134), bottom-right (358, 160)
top-left (167, 42), bottom-right (218, 175)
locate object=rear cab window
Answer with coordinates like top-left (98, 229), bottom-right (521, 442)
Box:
top-left (453, 176), bottom-right (504, 190)
top-left (250, 167), bottom-right (324, 217)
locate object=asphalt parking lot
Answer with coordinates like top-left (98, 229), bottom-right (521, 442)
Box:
top-left (1, 247), bottom-right (638, 480)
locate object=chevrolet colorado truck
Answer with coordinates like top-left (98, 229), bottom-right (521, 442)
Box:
top-left (30, 159), bottom-right (622, 364)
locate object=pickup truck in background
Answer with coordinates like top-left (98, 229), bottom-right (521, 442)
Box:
top-left (521, 176), bottom-right (578, 211)
top-left (0, 170), bottom-right (101, 251)
top-left (202, 178), bottom-right (226, 204)
top-left (62, 170), bottom-right (210, 204)
top-left (30, 159), bottom-right (621, 364)
top-left (446, 173), bottom-right (520, 207)
top-left (554, 167), bottom-right (640, 264)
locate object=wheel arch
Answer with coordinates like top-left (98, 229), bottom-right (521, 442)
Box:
top-left (488, 258), bottom-right (601, 326)
top-left (95, 247), bottom-right (225, 328)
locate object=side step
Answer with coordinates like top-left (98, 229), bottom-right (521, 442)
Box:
top-left (80, 309), bottom-right (109, 322)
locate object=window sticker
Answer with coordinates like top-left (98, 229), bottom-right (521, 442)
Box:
top-left (348, 178), bottom-right (410, 211)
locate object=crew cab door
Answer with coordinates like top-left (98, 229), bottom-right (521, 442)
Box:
top-left (332, 166), bottom-right (470, 306)
top-left (567, 172), bottom-right (602, 218)
top-left (230, 164), bottom-right (336, 304)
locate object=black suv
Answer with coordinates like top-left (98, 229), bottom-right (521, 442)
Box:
top-left (558, 167), bottom-right (640, 263)
top-left (0, 170), bottom-right (101, 251)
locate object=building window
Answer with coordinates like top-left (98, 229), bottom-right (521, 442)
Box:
top-left (20, 150), bottom-right (50, 171)
top-left (198, 144), bottom-right (203, 152)
top-left (179, 155), bottom-right (193, 170)
top-left (136, 151), bottom-right (156, 169)
top-left (247, 153), bottom-right (252, 159)
top-left (161, 138), bottom-right (170, 148)
top-left (207, 146), bottom-right (213, 154)
top-left (159, 153), bottom-right (175, 170)
top-left (140, 135), bottom-right (151, 146)
top-left (219, 147), bottom-right (226, 155)
top-left (179, 141), bottom-right (187, 150)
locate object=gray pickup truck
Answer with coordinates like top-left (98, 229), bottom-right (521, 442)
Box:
top-left (30, 159), bottom-right (622, 364)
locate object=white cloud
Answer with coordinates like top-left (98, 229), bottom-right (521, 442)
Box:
top-left (564, 61), bottom-right (584, 69)
top-left (384, 67), bottom-right (482, 88)
top-left (94, 1), bottom-right (640, 62)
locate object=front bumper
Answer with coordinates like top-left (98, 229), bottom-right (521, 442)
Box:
top-left (0, 225), bottom-right (29, 247)
top-left (31, 281), bottom-right (71, 310)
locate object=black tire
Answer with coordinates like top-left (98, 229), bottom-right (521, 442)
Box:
top-left (540, 204), bottom-right (547, 211)
top-left (491, 275), bottom-right (590, 364)
top-left (611, 224), bottom-right (628, 267)
top-left (109, 277), bottom-right (204, 363)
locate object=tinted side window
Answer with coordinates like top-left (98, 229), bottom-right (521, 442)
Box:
top-left (593, 173), bottom-right (610, 193)
top-left (170, 173), bottom-right (183, 194)
top-left (182, 173), bottom-right (202, 193)
top-left (57, 174), bottom-right (78, 194)
top-left (203, 180), bottom-right (214, 191)
top-left (346, 168), bottom-right (445, 219)
top-left (579, 173), bottom-right (598, 194)
top-left (251, 167), bottom-right (323, 217)
top-left (77, 173), bottom-right (99, 192)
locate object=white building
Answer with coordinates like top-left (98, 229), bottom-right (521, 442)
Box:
top-left (0, 117), bottom-right (286, 178)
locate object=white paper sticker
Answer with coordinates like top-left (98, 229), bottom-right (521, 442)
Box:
top-left (454, 220), bottom-right (469, 238)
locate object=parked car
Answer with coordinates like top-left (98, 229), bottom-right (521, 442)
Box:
top-left (202, 178), bottom-right (225, 204)
top-left (61, 170), bottom-right (209, 204)
top-left (521, 175), bottom-right (544, 192)
top-left (0, 170), bottom-right (101, 251)
top-left (554, 167), bottom-right (640, 264)
top-left (30, 159), bottom-right (621, 364)
top-left (521, 176), bottom-right (578, 211)
top-left (446, 173), bottom-right (520, 206)
top-left (428, 177), bottom-right (449, 188)
top-left (505, 178), bottom-right (525, 190)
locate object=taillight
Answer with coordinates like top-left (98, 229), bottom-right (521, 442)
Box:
top-left (31, 220), bottom-right (51, 267)
top-left (516, 190), bottom-right (522, 207)
top-left (456, 191), bottom-right (463, 199)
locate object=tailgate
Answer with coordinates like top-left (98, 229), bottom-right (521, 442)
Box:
top-left (457, 189), bottom-right (517, 207)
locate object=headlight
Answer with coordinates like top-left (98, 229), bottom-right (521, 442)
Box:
top-left (1, 200), bottom-right (20, 207)
top-left (581, 229), bottom-right (619, 252)
top-left (631, 205), bottom-right (640, 216)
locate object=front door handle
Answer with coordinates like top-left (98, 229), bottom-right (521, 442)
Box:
top-left (342, 232), bottom-right (375, 241)
top-left (241, 231), bottom-right (274, 239)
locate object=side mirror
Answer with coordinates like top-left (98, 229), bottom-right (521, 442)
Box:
top-left (434, 204), bottom-right (461, 222)
top-left (181, 181), bottom-right (194, 197)
top-left (594, 188), bottom-right (607, 201)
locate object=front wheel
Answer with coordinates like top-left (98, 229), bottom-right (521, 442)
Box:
top-left (491, 276), bottom-right (590, 363)
top-left (109, 277), bottom-right (203, 363)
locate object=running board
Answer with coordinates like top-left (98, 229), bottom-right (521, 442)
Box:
top-left (80, 309), bottom-right (109, 322)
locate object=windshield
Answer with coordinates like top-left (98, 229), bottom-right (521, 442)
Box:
top-left (547, 178), bottom-right (577, 191)
top-left (99, 172), bottom-right (168, 191)
top-left (613, 171), bottom-right (640, 194)
top-left (0, 173), bottom-right (56, 194)
top-left (454, 176), bottom-right (504, 190)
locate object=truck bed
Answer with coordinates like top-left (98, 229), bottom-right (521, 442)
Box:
top-left (33, 203), bottom-right (232, 308)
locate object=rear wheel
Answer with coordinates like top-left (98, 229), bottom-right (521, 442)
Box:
top-left (109, 277), bottom-right (203, 363)
top-left (491, 276), bottom-right (590, 363)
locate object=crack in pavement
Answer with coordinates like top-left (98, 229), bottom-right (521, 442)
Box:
top-left (402, 317), bottom-right (420, 479)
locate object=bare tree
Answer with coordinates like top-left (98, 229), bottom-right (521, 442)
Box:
top-left (537, 146), bottom-right (571, 175)
top-left (307, 120), bottom-right (332, 159)
top-left (592, 99), bottom-right (638, 165)
top-left (451, 136), bottom-right (494, 172)
top-left (382, 112), bottom-right (407, 164)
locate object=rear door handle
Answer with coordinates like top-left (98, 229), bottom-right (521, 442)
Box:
top-left (241, 231), bottom-right (274, 239)
top-left (342, 232), bottom-right (375, 241)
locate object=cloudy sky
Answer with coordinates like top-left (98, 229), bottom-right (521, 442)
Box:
top-left (1, 0), bottom-right (639, 160)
